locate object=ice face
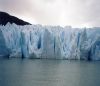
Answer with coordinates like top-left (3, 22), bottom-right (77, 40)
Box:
top-left (0, 29), bottom-right (9, 57)
top-left (0, 23), bottom-right (100, 60)
top-left (90, 36), bottom-right (100, 60)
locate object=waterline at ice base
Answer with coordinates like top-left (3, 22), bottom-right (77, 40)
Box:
top-left (0, 23), bottom-right (100, 60)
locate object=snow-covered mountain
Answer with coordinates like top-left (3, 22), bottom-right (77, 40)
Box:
top-left (0, 23), bottom-right (100, 60)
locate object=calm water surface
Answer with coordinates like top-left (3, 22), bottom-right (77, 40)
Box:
top-left (0, 58), bottom-right (100, 86)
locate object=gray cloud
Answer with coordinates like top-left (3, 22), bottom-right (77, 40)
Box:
top-left (0, 0), bottom-right (100, 27)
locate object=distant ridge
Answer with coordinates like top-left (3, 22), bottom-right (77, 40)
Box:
top-left (0, 11), bottom-right (31, 25)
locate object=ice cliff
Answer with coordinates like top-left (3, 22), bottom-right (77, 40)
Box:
top-left (0, 23), bottom-right (100, 60)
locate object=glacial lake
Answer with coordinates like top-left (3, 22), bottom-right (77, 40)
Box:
top-left (0, 58), bottom-right (100, 86)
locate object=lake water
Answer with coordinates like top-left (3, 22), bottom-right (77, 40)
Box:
top-left (0, 58), bottom-right (100, 86)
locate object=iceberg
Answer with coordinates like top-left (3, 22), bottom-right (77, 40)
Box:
top-left (0, 23), bottom-right (100, 60)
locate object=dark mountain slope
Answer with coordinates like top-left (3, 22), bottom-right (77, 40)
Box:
top-left (0, 11), bottom-right (31, 25)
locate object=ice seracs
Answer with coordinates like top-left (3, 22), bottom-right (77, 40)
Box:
top-left (0, 23), bottom-right (100, 60)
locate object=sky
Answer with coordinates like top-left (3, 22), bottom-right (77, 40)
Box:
top-left (0, 0), bottom-right (100, 28)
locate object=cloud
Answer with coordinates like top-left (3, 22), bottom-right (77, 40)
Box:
top-left (0, 0), bottom-right (100, 27)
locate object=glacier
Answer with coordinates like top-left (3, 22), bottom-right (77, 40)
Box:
top-left (0, 23), bottom-right (100, 60)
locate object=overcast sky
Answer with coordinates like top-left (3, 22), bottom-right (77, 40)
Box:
top-left (0, 0), bottom-right (100, 27)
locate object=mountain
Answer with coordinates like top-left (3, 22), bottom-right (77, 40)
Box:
top-left (0, 11), bottom-right (31, 25)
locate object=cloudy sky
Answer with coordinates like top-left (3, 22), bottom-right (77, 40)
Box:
top-left (0, 0), bottom-right (100, 27)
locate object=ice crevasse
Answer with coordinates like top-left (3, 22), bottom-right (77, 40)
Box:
top-left (0, 23), bottom-right (100, 60)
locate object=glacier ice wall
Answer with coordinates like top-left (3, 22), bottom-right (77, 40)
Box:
top-left (0, 23), bottom-right (100, 60)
